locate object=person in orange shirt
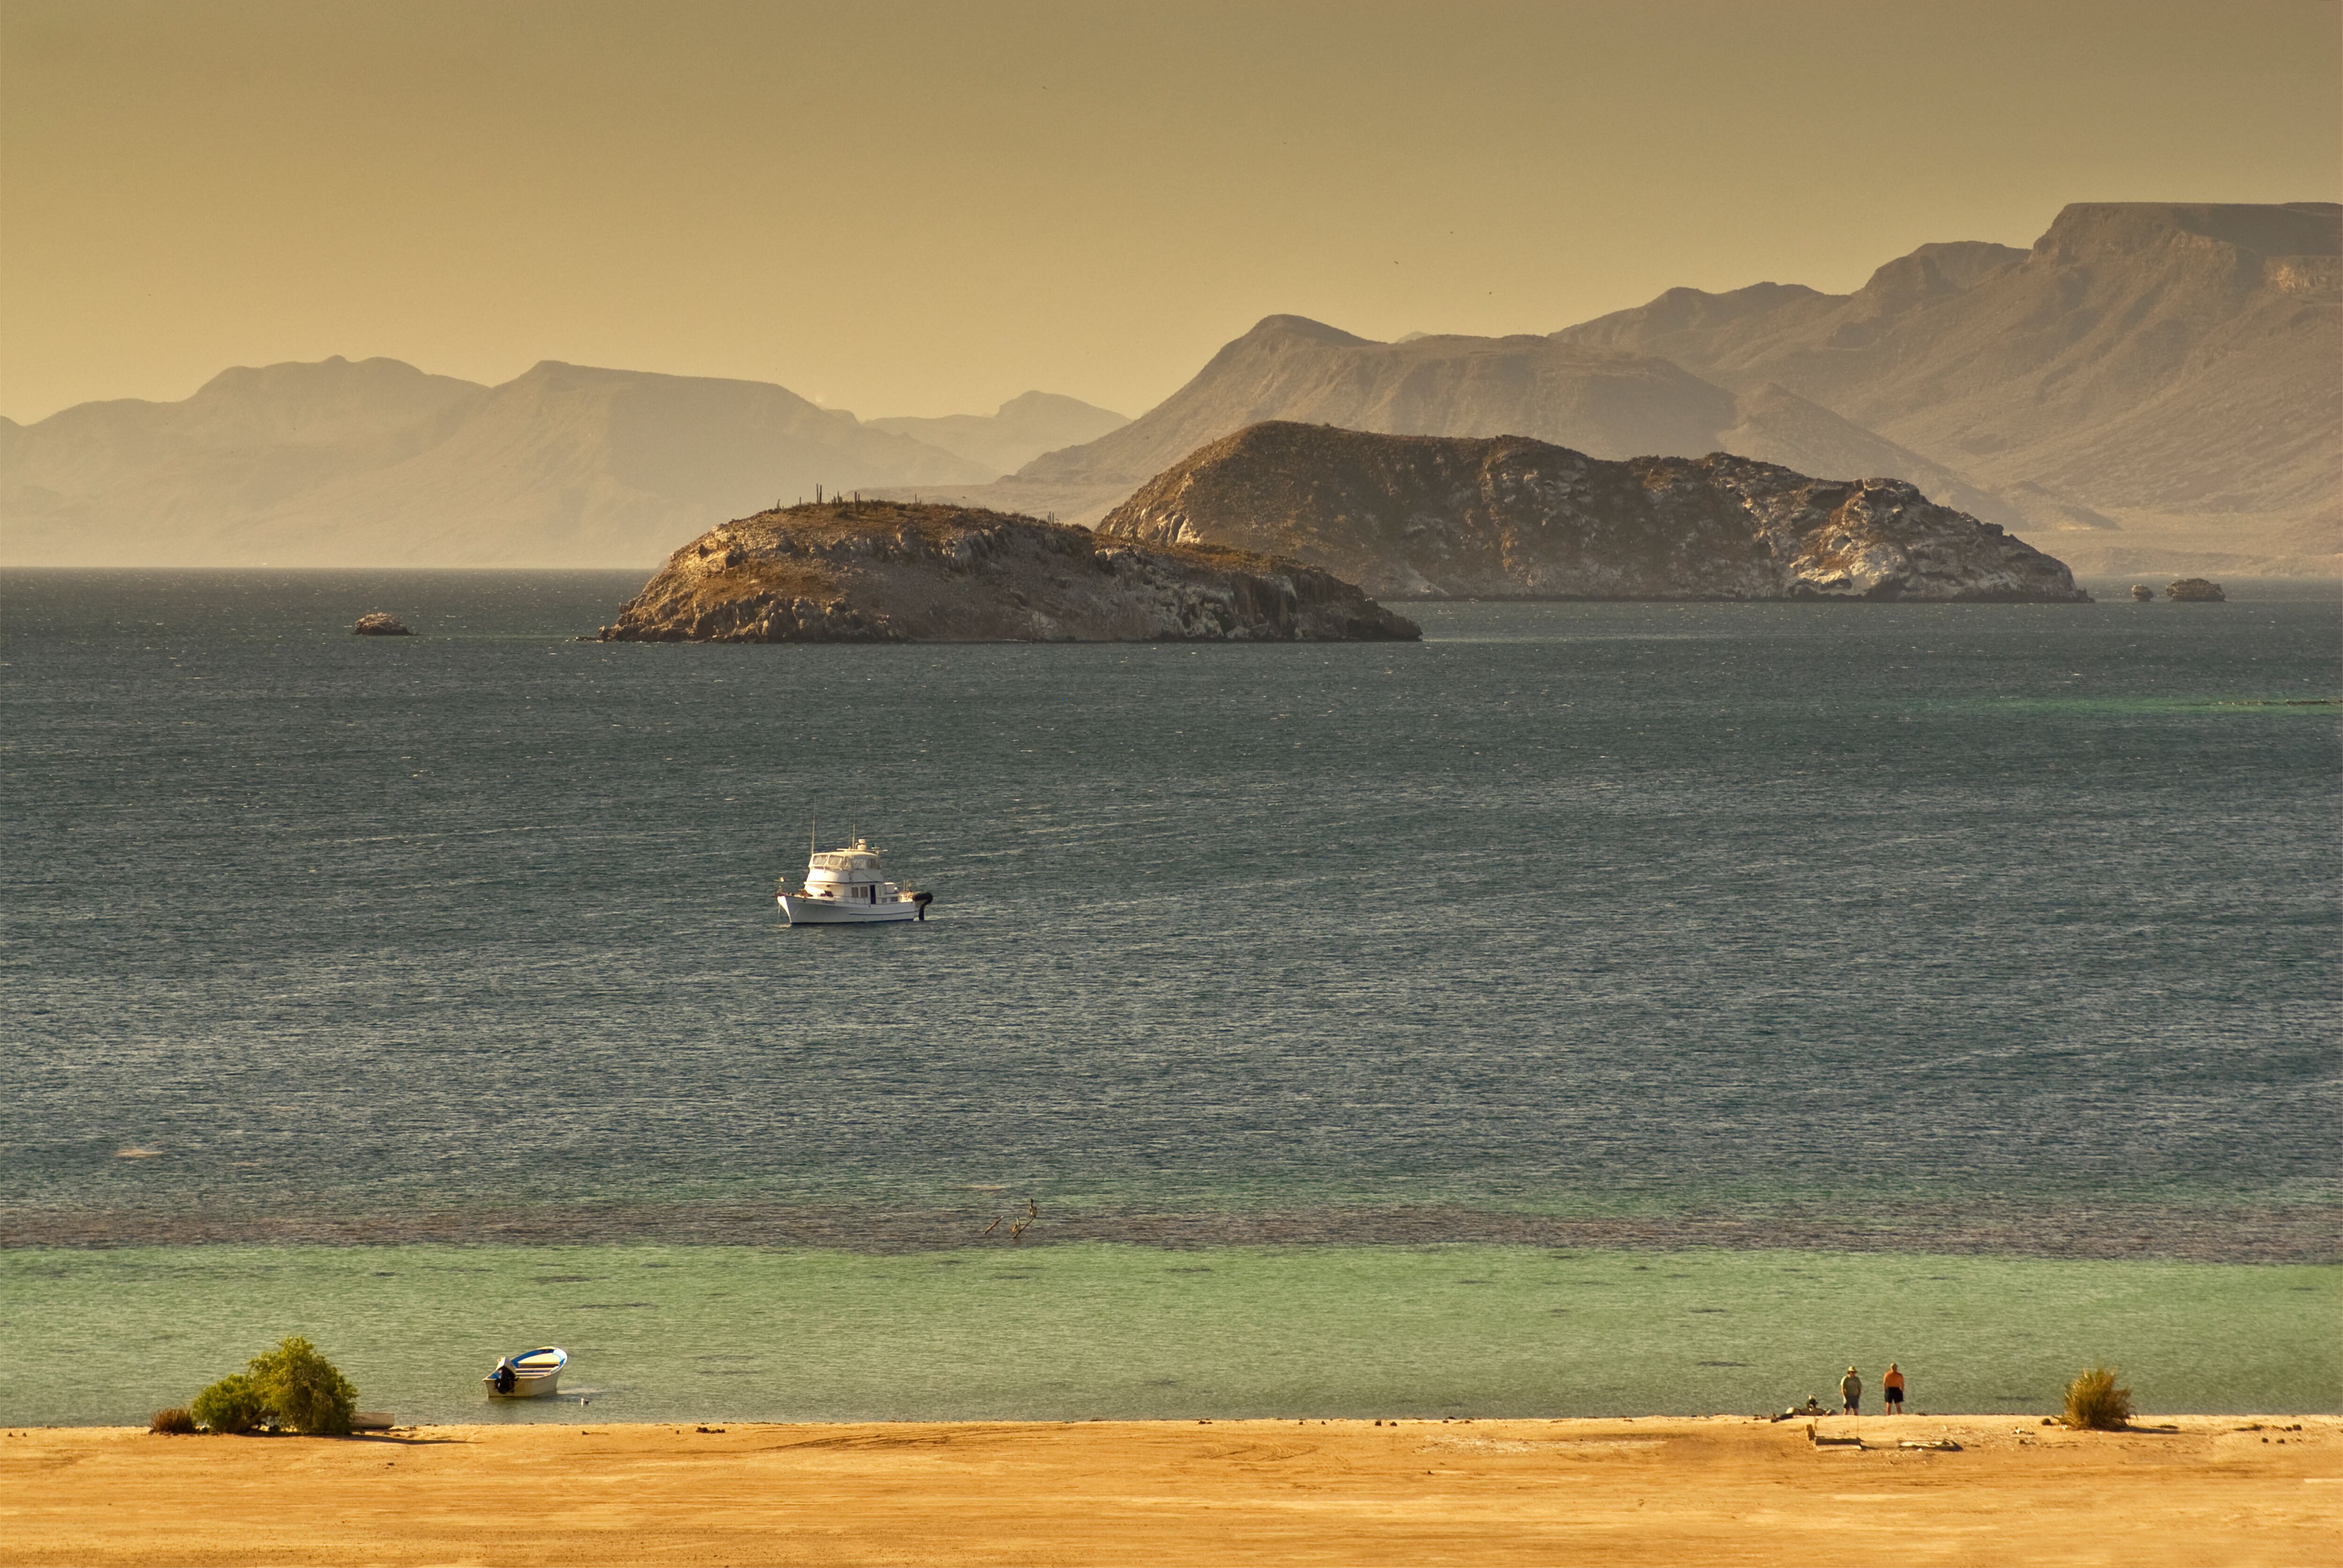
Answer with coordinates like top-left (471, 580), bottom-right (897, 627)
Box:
top-left (1884, 1363), bottom-right (1906, 1414)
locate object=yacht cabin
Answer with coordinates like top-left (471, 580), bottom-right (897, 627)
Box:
top-left (778, 837), bottom-right (932, 923)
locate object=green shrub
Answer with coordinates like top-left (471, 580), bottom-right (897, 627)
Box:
top-left (2062, 1365), bottom-right (2134, 1430)
top-left (247, 1336), bottom-right (358, 1436)
top-left (187, 1338), bottom-right (360, 1435)
top-left (191, 1372), bottom-right (269, 1434)
top-left (149, 1407), bottom-right (196, 1435)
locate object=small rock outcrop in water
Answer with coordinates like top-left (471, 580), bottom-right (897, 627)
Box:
top-left (2131, 584), bottom-right (2156, 601)
top-left (351, 612), bottom-right (413, 635)
top-left (2166, 578), bottom-right (2227, 602)
top-left (1097, 423), bottom-right (2089, 602)
top-left (598, 500), bottom-right (1419, 642)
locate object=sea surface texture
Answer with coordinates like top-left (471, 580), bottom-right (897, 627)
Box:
top-left (2, 572), bottom-right (2336, 1421)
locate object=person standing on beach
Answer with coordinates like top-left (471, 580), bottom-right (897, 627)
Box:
top-left (1841, 1366), bottom-right (1862, 1415)
top-left (1884, 1364), bottom-right (1905, 1414)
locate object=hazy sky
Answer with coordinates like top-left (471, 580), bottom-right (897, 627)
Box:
top-left (3, 0), bottom-right (2336, 424)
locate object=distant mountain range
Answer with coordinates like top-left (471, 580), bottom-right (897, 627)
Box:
top-left (4, 201), bottom-right (2331, 571)
top-left (953, 316), bottom-right (2006, 532)
top-left (868, 391), bottom-right (1127, 477)
top-left (944, 202), bottom-right (2341, 575)
top-left (0, 360), bottom-right (1119, 566)
top-left (1555, 204), bottom-right (2339, 566)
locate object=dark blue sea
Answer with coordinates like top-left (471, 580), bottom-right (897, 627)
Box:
top-left (2, 572), bottom-right (2336, 1424)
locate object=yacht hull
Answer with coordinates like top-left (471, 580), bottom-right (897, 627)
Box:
top-left (779, 895), bottom-right (923, 924)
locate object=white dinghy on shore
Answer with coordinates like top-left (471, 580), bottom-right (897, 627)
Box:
top-left (484, 1346), bottom-right (567, 1398)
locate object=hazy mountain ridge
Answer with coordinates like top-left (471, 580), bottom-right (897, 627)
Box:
top-left (1097, 422), bottom-right (2086, 603)
top-left (1, 357), bottom-right (1000, 566)
top-left (1014, 317), bottom-right (1744, 485)
top-left (980, 313), bottom-right (2026, 534)
top-left (1559, 242), bottom-right (2030, 372)
top-left (7, 203), bottom-right (2330, 571)
top-left (1556, 202), bottom-right (2341, 565)
top-left (867, 391), bottom-right (1129, 478)
top-left (990, 201), bottom-right (2336, 572)
top-left (0, 357), bottom-right (488, 550)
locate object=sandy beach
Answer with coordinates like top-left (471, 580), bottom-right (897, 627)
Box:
top-left (4, 1414), bottom-right (2336, 1567)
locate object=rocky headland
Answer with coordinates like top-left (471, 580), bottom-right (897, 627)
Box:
top-left (1096, 423), bottom-right (2089, 602)
top-left (597, 499), bottom-right (1419, 642)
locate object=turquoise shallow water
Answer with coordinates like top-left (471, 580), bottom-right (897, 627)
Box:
top-left (2, 1243), bottom-right (2333, 1426)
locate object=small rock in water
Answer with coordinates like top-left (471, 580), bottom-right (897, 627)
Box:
top-left (352, 612), bottom-right (414, 636)
top-left (2165, 578), bottom-right (2226, 602)
top-left (2130, 584), bottom-right (2155, 601)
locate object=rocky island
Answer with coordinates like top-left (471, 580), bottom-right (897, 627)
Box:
top-left (351, 612), bottom-right (412, 635)
top-left (2165, 578), bottom-right (2227, 601)
top-left (1097, 423), bottom-right (2089, 602)
top-left (597, 500), bottom-right (1419, 642)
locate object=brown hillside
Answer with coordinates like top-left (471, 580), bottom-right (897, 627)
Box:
top-left (600, 499), bottom-right (1419, 642)
top-left (1097, 423), bottom-right (2085, 603)
top-left (1557, 202), bottom-right (2342, 553)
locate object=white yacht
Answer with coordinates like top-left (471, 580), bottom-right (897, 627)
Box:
top-left (779, 838), bottom-right (933, 923)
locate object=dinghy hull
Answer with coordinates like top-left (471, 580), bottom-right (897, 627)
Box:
top-left (485, 1347), bottom-right (568, 1398)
